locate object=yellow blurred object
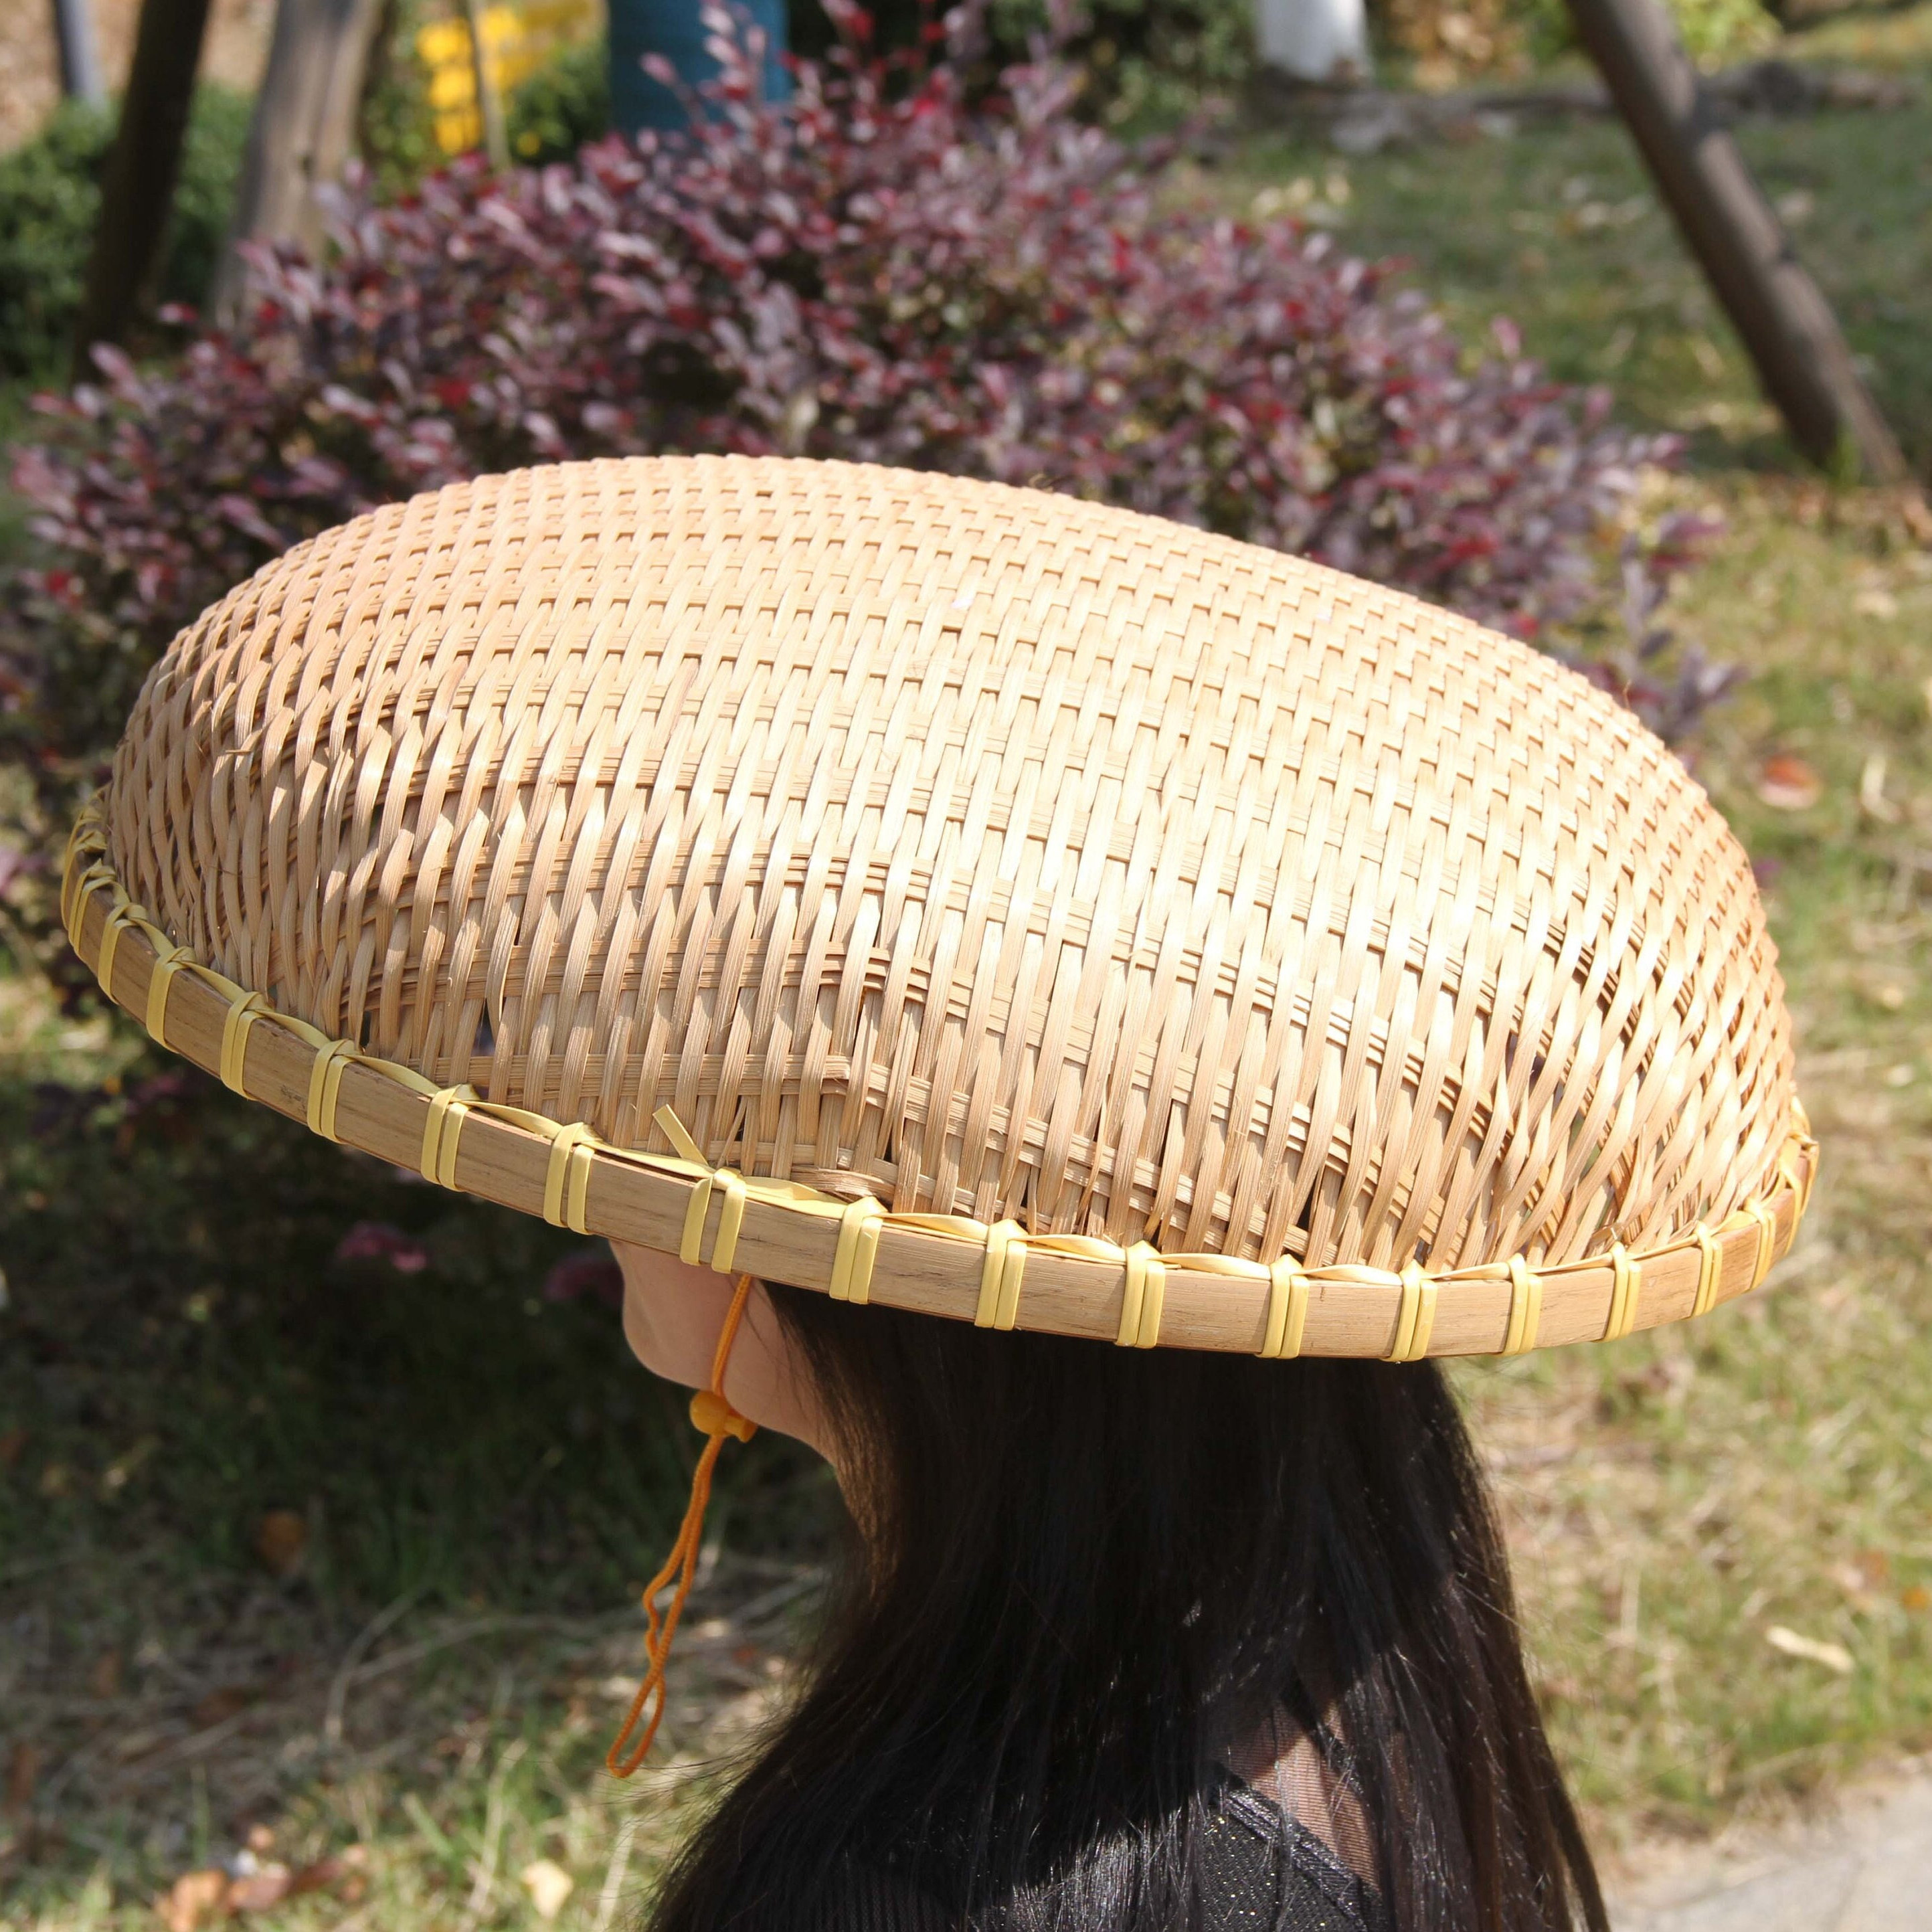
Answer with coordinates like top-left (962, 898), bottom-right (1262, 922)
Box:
top-left (418, 0), bottom-right (602, 156)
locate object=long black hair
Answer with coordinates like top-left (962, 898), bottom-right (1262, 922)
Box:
top-left (648, 1284), bottom-right (1607, 1932)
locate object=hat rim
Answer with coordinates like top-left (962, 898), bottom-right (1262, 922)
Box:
top-left (64, 806), bottom-right (1817, 1361)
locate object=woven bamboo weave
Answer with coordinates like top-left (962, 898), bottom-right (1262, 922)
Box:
top-left (65, 455), bottom-right (1814, 1358)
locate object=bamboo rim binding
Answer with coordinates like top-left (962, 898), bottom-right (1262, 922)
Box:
top-left (62, 805), bottom-right (1818, 1365)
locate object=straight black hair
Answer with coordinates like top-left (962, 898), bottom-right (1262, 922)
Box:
top-left (648, 1284), bottom-right (1607, 1932)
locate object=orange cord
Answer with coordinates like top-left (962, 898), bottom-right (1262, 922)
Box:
top-left (606, 1271), bottom-right (759, 1777)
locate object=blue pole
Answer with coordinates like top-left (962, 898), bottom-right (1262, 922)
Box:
top-left (608, 0), bottom-right (791, 133)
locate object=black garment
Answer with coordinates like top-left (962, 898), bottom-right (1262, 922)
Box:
top-left (1201, 1786), bottom-right (1384, 1932)
top-left (810, 1786), bottom-right (1383, 1931)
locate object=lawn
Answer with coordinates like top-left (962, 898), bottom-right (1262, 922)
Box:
top-left (4, 13), bottom-right (1932, 1925)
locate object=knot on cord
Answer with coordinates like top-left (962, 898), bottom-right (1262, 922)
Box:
top-left (689, 1387), bottom-right (756, 1443)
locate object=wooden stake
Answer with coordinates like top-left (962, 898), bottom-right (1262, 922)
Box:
top-left (52, 0), bottom-right (106, 104)
top-left (1567, 0), bottom-right (1908, 483)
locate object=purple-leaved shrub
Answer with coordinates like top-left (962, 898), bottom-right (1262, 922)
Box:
top-left (3, 2), bottom-right (1696, 937)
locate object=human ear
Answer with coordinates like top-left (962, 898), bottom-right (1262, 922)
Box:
top-left (612, 1243), bottom-right (835, 1460)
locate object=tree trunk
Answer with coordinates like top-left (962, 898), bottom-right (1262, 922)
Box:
top-left (210, 0), bottom-right (385, 321)
top-left (1566, 0), bottom-right (1907, 483)
top-left (70, 0), bottom-right (213, 380)
top-left (52, 0), bottom-right (106, 105)
top-left (464, 0), bottom-right (511, 171)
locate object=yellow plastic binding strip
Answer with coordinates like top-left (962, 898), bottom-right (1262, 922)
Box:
top-left (1501, 1254), bottom-right (1543, 1357)
top-left (1603, 1242), bottom-right (1642, 1343)
top-left (306, 1038), bottom-right (358, 1142)
top-left (1690, 1223), bottom-right (1723, 1318)
top-left (1115, 1244), bottom-right (1144, 1347)
top-left (65, 862), bottom-right (116, 954)
top-left (679, 1165), bottom-right (748, 1268)
top-left (1779, 1132), bottom-right (1816, 1220)
top-left (219, 990), bottom-right (269, 1095)
top-left (976, 1220), bottom-right (1027, 1330)
top-left (145, 944), bottom-right (195, 1047)
top-left (679, 1168), bottom-right (715, 1265)
top-left (1743, 1199), bottom-right (1777, 1291)
top-left (1385, 1262), bottom-right (1437, 1363)
top-left (711, 1170), bottom-right (749, 1274)
top-left (95, 900), bottom-right (141, 998)
top-left (1118, 1242), bottom-right (1166, 1349)
top-left (830, 1197), bottom-right (888, 1304)
top-left (994, 1227), bottom-right (1026, 1330)
top-left (422, 1085), bottom-right (478, 1189)
top-left (544, 1122), bottom-right (602, 1232)
top-left (1260, 1260), bottom-right (1310, 1360)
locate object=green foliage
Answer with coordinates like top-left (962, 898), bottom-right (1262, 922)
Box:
top-left (1092, 0), bottom-right (1257, 122)
top-left (0, 98), bottom-right (113, 379)
top-left (1512, 0), bottom-right (1780, 68)
top-left (0, 85), bottom-right (250, 382)
top-left (977, 0), bottom-right (1256, 120)
top-left (509, 37), bottom-right (612, 163)
top-left (357, 0), bottom-right (445, 199)
top-left (1664, 0), bottom-right (1782, 60)
top-left (361, 21), bottom-right (611, 189)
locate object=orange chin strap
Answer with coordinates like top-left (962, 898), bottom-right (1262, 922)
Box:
top-left (606, 1271), bottom-right (759, 1777)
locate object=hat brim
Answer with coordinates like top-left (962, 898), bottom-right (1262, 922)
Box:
top-left (65, 806), bottom-right (1816, 1362)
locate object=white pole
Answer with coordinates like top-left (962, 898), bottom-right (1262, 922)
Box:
top-left (52, 0), bottom-right (106, 104)
top-left (1255, 0), bottom-right (1372, 84)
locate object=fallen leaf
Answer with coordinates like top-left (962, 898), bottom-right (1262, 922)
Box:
top-left (90, 1650), bottom-right (123, 1698)
top-left (189, 1684), bottom-right (255, 1731)
top-left (5, 1739), bottom-right (39, 1812)
top-left (38, 1461), bottom-right (71, 1499)
top-left (0, 1427), bottom-right (27, 1470)
top-left (254, 1509), bottom-right (308, 1578)
top-left (158, 1869), bottom-right (228, 1932)
top-left (1765, 1624), bottom-right (1854, 1674)
top-left (1904, 1585), bottom-right (1931, 1613)
top-left (1755, 754), bottom-right (1823, 812)
top-left (1852, 587), bottom-right (1899, 619)
top-left (521, 1858), bottom-right (576, 1921)
top-left (1858, 753), bottom-right (1902, 824)
top-left (1854, 1549), bottom-right (1892, 1587)
top-left (225, 1864), bottom-right (294, 1913)
top-left (1830, 1561), bottom-right (1880, 1610)
top-left (99, 1434), bottom-right (159, 1498)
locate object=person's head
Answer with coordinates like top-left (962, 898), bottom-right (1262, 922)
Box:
top-left (618, 1241), bottom-right (1607, 1932)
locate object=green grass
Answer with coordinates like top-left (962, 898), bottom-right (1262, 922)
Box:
top-left (1227, 86), bottom-right (1932, 475)
top-left (0, 1066), bottom-right (836, 1927)
top-left (5, 15), bottom-right (1932, 1923)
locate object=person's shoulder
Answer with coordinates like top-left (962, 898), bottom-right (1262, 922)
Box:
top-left (1207, 1785), bottom-right (1387, 1932)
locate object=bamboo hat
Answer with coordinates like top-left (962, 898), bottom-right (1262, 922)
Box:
top-left (65, 455), bottom-right (1814, 1364)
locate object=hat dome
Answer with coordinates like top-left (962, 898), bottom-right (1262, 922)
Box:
top-left (66, 456), bottom-right (1810, 1358)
